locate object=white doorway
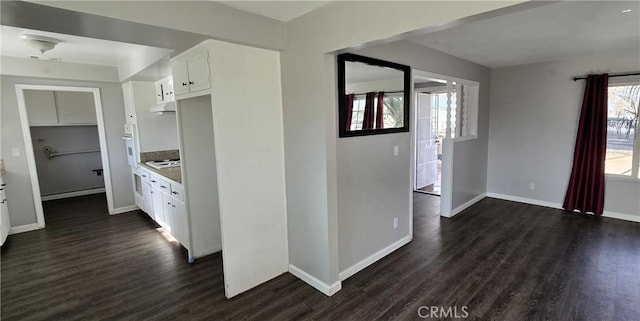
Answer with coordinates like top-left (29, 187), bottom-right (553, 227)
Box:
top-left (15, 84), bottom-right (114, 229)
top-left (414, 78), bottom-right (448, 196)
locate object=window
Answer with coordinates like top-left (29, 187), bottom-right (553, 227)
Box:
top-left (349, 93), bottom-right (404, 131)
top-left (606, 81), bottom-right (639, 178)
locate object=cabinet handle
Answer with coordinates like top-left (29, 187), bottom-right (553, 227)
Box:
top-left (189, 81), bottom-right (194, 85)
top-left (1, 183), bottom-right (5, 187)
top-left (157, 94), bottom-right (161, 97)
top-left (172, 205), bottom-right (176, 208)
top-left (171, 191), bottom-right (178, 195)
top-left (161, 185), bottom-right (167, 189)
top-left (182, 82), bottom-right (187, 86)
top-left (151, 180), bottom-right (157, 183)
top-left (1, 199), bottom-right (6, 204)
top-left (167, 202), bottom-right (171, 205)
top-left (142, 175), bottom-right (147, 177)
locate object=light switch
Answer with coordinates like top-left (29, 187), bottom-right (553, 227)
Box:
top-left (11, 148), bottom-right (20, 157)
top-left (393, 146), bottom-right (399, 156)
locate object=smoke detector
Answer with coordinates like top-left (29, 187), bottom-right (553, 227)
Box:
top-left (20, 34), bottom-right (60, 54)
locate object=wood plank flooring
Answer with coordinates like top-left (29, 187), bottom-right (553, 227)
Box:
top-left (2, 193), bottom-right (639, 320)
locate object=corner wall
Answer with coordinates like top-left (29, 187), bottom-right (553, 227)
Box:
top-left (281, 1), bottom-right (524, 293)
top-left (488, 49), bottom-right (640, 221)
top-left (338, 40), bottom-right (491, 274)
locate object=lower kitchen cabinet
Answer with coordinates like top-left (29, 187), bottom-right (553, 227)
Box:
top-left (171, 199), bottom-right (188, 245)
top-left (141, 181), bottom-right (154, 220)
top-left (151, 184), bottom-right (165, 227)
top-left (137, 168), bottom-right (189, 253)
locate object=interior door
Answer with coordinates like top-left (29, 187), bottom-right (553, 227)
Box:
top-left (415, 93), bottom-right (438, 190)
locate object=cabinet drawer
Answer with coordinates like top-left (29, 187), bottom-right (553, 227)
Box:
top-left (170, 183), bottom-right (184, 202)
top-left (149, 173), bottom-right (161, 188)
top-left (140, 169), bottom-right (151, 183)
top-left (158, 178), bottom-right (171, 194)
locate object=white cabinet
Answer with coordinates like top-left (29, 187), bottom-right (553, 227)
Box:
top-left (1, 176), bottom-right (10, 245)
top-left (25, 90), bottom-right (96, 125)
top-left (54, 91), bottom-right (97, 124)
top-left (151, 183), bottom-right (164, 228)
top-left (25, 90), bottom-right (58, 125)
top-left (138, 168), bottom-right (188, 249)
top-left (122, 82), bottom-right (137, 124)
top-left (171, 47), bottom-right (210, 98)
top-left (172, 199), bottom-right (187, 245)
top-left (155, 76), bottom-right (175, 104)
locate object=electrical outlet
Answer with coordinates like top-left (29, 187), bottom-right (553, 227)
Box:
top-left (393, 217), bottom-right (399, 229)
top-left (393, 146), bottom-right (399, 156)
top-left (529, 182), bottom-right (535, 190)
top-left (11, 148), bottom-right (20, 157)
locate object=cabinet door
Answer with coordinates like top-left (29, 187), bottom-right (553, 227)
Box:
top-left (187, 55), bottom-right (211, 93)
top-left (163, 78), bottom-right (174, 102)
top-left (171, 59), bottom-right (190, 96)
top-left (171, 199), bottom-right (187, 246)
top-left (24, 90), bottom-right (58, 125)
top-left (142, 182), bottom-right (154, 219)
top-left (152, 185), bottom-right (165, 227)
top-left (155, 80), bottom-right (165, 103)
top-left (55, 91), bottom-right (97, 124)
top-left (162, 192), bottom-right (174, 233)
top-left (122, 82), bottom-right (137, 124)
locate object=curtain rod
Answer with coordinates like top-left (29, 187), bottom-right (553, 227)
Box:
top-left (572, 72), bottom-right (640, 81)
top-left (348, 90), bottom-right (404, 96)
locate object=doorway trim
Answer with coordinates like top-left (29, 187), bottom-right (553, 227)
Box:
top-left (15, 84), bottom-right (114, 229)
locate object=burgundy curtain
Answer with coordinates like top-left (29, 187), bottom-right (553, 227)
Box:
top-left (362, 92), bottom-right (376, 129)
top-left (563, 74), bottom-right (609, 216)
top-left (376, 92), bottom-right (385, 129)
top-left (345, 94), bottom-right (355, 131)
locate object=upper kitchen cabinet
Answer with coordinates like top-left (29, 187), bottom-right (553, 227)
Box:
top-left (154, 76), bottom-right (175, 104)
top-left (24, 90), bottom-right (58, 125)
top-left (122, 82), bottom-right (137, 124)
top-left (55, 91), bottom-right (97, 124)
top-left (25, 90), bottom-right (96, 126)
top-left (171, 47), bottom-right (211, 99)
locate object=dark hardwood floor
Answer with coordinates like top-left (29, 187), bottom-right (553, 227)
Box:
top-left (2, 193), bottom-right (639, 320)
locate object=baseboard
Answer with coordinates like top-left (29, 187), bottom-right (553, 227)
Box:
top-left (40, 188), bottom-right (105, 201)
top-left (602, 211), bottom-right (640, 223)
top-left (339, 234), bottom-right (412, 281)
top-left (9, 223), bottom-right (42, 234)
top-left (486, 193), bottom-right (640, 223)
top-left (289, 264), bottom-right (342, 296)
top-left (112, 205), bottom-right (139, 215)
top-left (449, 193), bottom-right (487, 218)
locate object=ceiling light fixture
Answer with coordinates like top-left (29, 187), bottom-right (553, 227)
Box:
top-left (20, 34), bottom-right (60, 54)
top-left (622, 9), bottom-right (632, 13)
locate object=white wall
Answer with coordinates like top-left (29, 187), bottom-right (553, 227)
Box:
top-left (337, 40), bottom-right (491, 274)
top-left (488, 49), bottom-right (640, 220)
top-left (131, 82), bottom-right (179, 153)
top-left (30, 126), bottom-right (104, 196)
top-left (1, 75), bottom-right (133, 227)
top-left (281, 1), bottom-right (520, 291)
top-left (345, 78), bottom-right (403, 94)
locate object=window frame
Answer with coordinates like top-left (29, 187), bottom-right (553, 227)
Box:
top-left (604, 77), bottom-right (640, 182)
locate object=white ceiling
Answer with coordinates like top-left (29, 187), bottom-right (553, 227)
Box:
top-left (1, 25), bottom-right (173, 67)
top-left (408, 1), bottom-right (640, 68)
top-left (216, 1), bottom-right (331, 22)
